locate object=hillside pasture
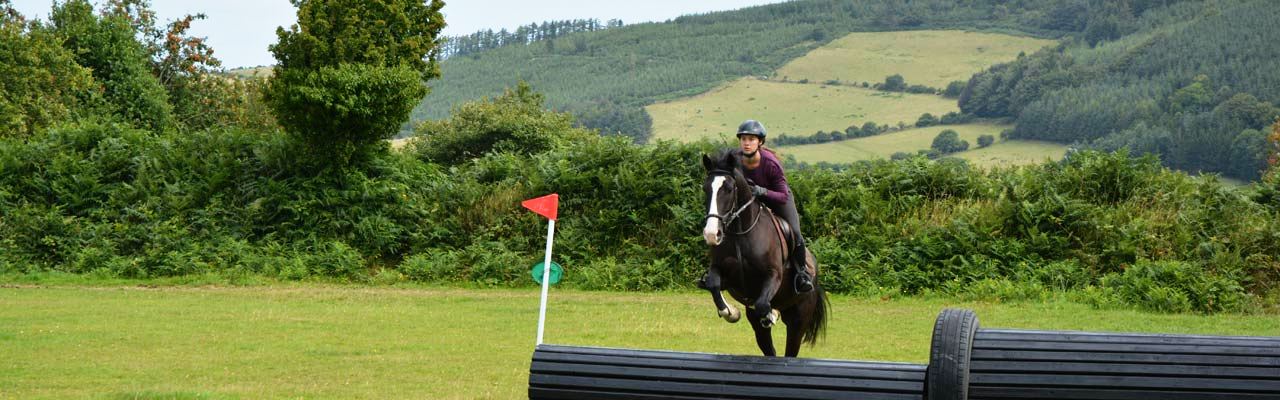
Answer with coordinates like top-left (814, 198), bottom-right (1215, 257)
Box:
top-left (776, 122), bottom-right (1066, 166)
top-left (955, 139), bottom-right (1072, 168)
top-left (647, 78), bottom-right (959, 143)
top-left (774, 30), bottom-right (1057, 89)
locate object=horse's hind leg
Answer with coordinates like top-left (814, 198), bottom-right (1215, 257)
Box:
top-left (704, 267), bottom-right (739, 323)
top-left (747, 311), bottom-right (776, 357)
top-left (782, 308), bottom-right (804, 357)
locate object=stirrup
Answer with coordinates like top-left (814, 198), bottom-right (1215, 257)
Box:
top-left (794, 270), bottom-right (813, 293)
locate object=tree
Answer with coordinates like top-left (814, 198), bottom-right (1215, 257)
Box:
top-left (0, 6), bottom-right (97, 137)
top-left (916, 113), bottom-right (938, 127)
top-left (265, 0), bottom-right (446, 167)
top-left (49, 0), bottom-right (173, 131)
top-left (931, 129), bottom-right (967, 154)
top-left (977, 134), bottom-right (995, 148)
top-left (1169, 75), bottom-right (1215, 115)
top-left (943, 80), bottom-right (966, 98)
top-left (882, 74), bottom-right (906, 92)
top-left (1214, 93), bottom-right (1279, 130)
top-left (1269, 119), bottom-right (1280, 171)
top-left (860, 121), bottom-right (879, 138)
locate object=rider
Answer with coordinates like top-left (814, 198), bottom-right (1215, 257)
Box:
top-left (735, 120), bottom-right (814, 294)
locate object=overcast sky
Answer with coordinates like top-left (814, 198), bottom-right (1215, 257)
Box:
top-left (11, 0), bottom-right (788, 69)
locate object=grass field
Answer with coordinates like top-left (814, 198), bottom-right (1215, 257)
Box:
top-left (2, 283), bottom-right (1277, 399)
top-left (774, 30), bottom-right (1056, 89)
top-left (645, 30), bottom-right (1065, 168)
top-left (955, 139), bottom-right (1072, 168)
top-left (647, 78), bottom-right (959, 143)
top-left (775, 122), bottom-right (1068, 166)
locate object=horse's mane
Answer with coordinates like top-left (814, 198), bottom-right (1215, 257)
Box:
top-left (710, 148), bottom-right (741, 172)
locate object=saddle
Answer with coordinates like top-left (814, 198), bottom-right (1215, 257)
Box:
top-left (763, 207), bottom-right (802, 266)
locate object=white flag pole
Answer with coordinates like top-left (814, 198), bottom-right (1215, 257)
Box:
top-left (536, 218), bottom-right (556, 345)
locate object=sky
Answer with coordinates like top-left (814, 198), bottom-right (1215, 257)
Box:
top-left (11, 0), bottom-right (789, 69)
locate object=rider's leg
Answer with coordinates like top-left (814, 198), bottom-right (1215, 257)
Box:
top-left (777, 199), bottom-right (813, 293)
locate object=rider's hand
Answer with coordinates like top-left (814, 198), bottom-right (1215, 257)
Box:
top-left (750, 185), bottom-right (768, 198)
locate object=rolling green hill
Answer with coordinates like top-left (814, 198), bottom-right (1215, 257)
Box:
top-left (412, 0), bottom-right (1144, 141)
top-left (961, 0), bottom-right (1280, 180)
top-left (647, 30), bottom-right (1058, 166)
top-left (774, 30), bottom-right (1055, 89)
top-left (647, 77), bottom-right (961, 143)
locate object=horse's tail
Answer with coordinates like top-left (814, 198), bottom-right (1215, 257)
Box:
top-left (802, 282), bottom-right (829, 346)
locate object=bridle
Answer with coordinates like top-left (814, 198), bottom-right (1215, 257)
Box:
top-left (706, 170), bottom-right (765, 236)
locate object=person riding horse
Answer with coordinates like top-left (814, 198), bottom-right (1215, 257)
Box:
top-left (706, 119), bottom-right (813, 293)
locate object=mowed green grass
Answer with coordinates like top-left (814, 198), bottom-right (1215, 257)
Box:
top-left (2, 285), bottom-right (1277, 399)
top-left (777, 122), bottom-right (1068, 166)
top-left (647, 78), bottom-right (958, 142)
top-left (775, 30), bottom-right (1056, 88)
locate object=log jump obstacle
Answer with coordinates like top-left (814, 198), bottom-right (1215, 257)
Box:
top-left (530, 309), bottom-right (1280, 400)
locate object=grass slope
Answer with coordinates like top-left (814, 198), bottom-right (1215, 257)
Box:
top-left (775, 30), bottom-right (1056, 88)
top-left (648, 78), bottom-right (959, 142)
top-left (778, 122), bottom-right (1012, 162)
top-left (955, 139), bottom-right (1073, 168)
top-left (646, 30), bottom-right (1064, 166)
top-left (2, 285), bottom-right (1276, 399)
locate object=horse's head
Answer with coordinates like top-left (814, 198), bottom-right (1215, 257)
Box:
top-left (701, 150), bottom-right (746, 246)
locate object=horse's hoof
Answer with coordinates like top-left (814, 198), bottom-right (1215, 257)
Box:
top-left (761, 309), bottom-right (780, 328)
top-left (719, 306), bottom-right (741, 323)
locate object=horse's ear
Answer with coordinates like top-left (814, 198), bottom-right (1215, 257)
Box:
top-left (702, 154), bottom-right (713, 171)
top-left (726, 152), bottom-right (740, 168)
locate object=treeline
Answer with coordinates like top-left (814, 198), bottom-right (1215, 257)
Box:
top-left (440, 18), bottom-right (624, 59)
top-left (5, 85), bottom-right (1279, 314)
top-left (960, 0), bottom-right (1280, 180)
top-left (771, 111), bottom-right (975, 147)
top-left (415, 0), bottom-right (1170, 143)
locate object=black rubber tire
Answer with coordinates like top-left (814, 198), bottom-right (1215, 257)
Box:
top-left (927, 308), bottom-right (979, 400)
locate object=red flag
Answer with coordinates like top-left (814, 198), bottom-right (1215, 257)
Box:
top-left (522, 193), bottom-right (559, 221)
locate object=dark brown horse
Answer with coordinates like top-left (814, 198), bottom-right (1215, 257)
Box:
top-left (700, 150), bottom-right (828, 357)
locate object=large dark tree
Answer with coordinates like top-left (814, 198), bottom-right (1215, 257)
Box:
top-left (265, 0), bottom-right (446, 167)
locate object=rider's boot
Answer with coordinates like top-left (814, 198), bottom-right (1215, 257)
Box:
top-left (792, 238), bottom-right (814, 293)
top-left (696, 272), bottom-right (709, 290)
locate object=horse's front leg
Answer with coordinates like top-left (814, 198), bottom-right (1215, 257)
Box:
top-left (703, 265), bottom-right (740, 323)
top-left (753, 269), bottom-right (783, 328)
top-left (747, 309), bottom-right (776, 357)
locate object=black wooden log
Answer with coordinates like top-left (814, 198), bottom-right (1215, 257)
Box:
top-left (530, 344), bottom-right (927, 400)
top-left (928, 308), bottom-right (979, 400)
top-left (968, 328), bottom-right (1280, 400)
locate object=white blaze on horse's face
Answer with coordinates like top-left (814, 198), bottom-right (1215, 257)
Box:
top-left (703, 176), bottom-right (727, 246)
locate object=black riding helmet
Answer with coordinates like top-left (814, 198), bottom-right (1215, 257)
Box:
top-left (736, 120), bottom-right (766, 141)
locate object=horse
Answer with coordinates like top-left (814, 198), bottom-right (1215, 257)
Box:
top-left (699, 150), bottom-right (829, 357)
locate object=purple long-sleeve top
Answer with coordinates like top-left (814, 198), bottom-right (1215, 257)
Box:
top-left (741, 148), bottom-right (791, 208)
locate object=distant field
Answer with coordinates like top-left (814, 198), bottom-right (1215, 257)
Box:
top-left (2, 284), bottom-right (1276, 399)
top-left (645, 30), bottom-right (1062, 169)
top-left (647, 78), bottom-right (958, 143)
top-left (955, 139), bottom-right (1071, 168)
top-left (776, 122), bottom-right (1066, 166)
top-left (223, 66), bottom-right (273, 78)
top-left (775, 30), bottom-right (1056, 88)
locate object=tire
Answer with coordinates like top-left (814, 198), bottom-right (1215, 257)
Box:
top-left (927, 308), bottom-right (979, 400)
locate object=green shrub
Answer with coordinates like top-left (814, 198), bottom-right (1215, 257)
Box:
top-left (304, 241), bottom-right (366, 281)
top-left (1097, 260), bottom-right (1250, 313)
top-left (412, 82), bottom-right (594, 166)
